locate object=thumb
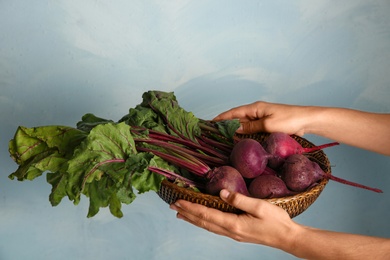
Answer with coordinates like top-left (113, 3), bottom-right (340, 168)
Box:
top-left (220, 189), bottom-right (263, 215)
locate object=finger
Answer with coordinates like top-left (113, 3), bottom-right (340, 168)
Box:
top-left (238, 119), bottom-right (267, 134)
top-left (170, 200), bottom-right (239, 235)
top-left (175, 209), bottom-right (233, 238)
top-left (213, 109), bottom-right (247, 121)
top-left (213, 103), bottom-right (259, 121)
top-left (219, 189), bottom-right (271, 216)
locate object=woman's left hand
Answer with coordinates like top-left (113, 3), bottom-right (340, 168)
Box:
top-left (169, 189), bottom-right (299, 250)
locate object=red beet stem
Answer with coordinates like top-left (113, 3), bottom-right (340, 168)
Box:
top-left (323, 172), bottom-right (383, 193)
top-left (147, 166), bottom-right (204, 188)
top-left (302, 142), bottom-right (340, 153)
top-left (136, 146), bottom-right (210, 176)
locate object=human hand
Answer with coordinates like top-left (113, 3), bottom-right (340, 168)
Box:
top-left (170, 189), bottom-right (299, 250)
top-left (213, 101), bottom-right (315, 136)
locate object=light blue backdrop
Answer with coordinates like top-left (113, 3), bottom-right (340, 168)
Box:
top-left (1, 1), bottom-right (389, 259)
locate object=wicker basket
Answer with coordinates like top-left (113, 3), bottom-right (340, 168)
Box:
top-left (157, 133), bottom-right (330, 218)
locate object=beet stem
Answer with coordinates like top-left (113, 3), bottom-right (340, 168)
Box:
top-left (147, 166), bottom-right (204, 188)
top-left (323, 173), bottom-right (383, 193)
top-left (136, 146), bottom-right (210, 176)
top-left (134, 138), bottom-right (227, 166)
top-left (132, 127), bottom-right (229, 161)
top-left (302, 142), bottom-right (340, 153)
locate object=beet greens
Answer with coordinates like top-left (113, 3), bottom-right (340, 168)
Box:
top-left (8, 90), bottom-right (241, 218)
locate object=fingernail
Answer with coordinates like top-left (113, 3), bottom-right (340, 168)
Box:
top-left (170, 202), bottom-right (180, 211)
top-left (220, 189), bottom-right (230, 199)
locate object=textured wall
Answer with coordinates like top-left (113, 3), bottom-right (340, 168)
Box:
top-left (1, 1), bottom-right (389, 259)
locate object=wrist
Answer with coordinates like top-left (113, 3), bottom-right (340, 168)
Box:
top-left (301, 106), bottom-right (329, 136)
top-left (280, 222), bottom-right (305, 255)
top-left (280, 224), bottom-right (314, 258)
top-left (268, 220), bottom-right (305, 255)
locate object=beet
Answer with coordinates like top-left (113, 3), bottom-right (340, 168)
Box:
top-left (280, 154), bottom-right (383, 193)
top-left (205, 166), bottom-right (250, 196)
top-left (262, 166), bottom-right (278, 176)
top-left (263, 132), bottom-right (339, 169)
top-left (279, 154), bottom-right (318, 192)
top-left (230, 138), bottom-right (272, 178)
top-left (249, 174), bottom-right (296, 199)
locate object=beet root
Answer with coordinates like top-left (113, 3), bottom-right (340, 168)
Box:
top-left (279, 154), bottom-right (319, 192)
top-left (280, 154), bottom-right (383, 193)
top-left (263, 132), bottom-right (339, 169)
top-left (230, 138), bottom-right (271, 178)
top-left (249, 174), bottom-right (297, 199)
top-left (205, 166), bottom-right (250, 196)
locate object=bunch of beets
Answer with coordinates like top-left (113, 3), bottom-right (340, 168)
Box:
top-left (143, 131), bottom-right (383, 199)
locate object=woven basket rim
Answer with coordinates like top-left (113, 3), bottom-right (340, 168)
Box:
top-left (161, 176), bottom-right (329, 204)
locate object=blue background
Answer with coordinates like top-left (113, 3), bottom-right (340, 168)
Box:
top-left (1, 1), bottom-right (389, 259)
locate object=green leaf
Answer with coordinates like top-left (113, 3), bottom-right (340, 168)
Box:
top-left (9, 126), bottom-right (49, 165)
top-left (120, 106), bottom-right (168, 133)
top-left (85, 178), bottom-right (114, 217)
top-left (109, 192), bottom-right (123, 218)
top-left (128, 153), bottom-right (168, 193)
top-left (8, 126), bottom-right (86, 181)
top-left (66, 122), bottom-right (136, 201)
top-left (77, 113), bottom-right (114, 132)
top-left (215, 119), bottom-right (241, 139)
top-left (47, 170), bottom-right (69, 206)
top-left (112, 161), bottom-right (138, 206)
top-left (11, 151), bottom-right (68, 181)
top-left (140, 90), bottom-right (178, 107)
top-left (21, 125), bottom-right (86, 155)
top-left (83, 171), bottom-right (135, 218)
top-left (64, 122), bottom-right (145, 217)
top-left (140, 90), bottom-right (201, 140)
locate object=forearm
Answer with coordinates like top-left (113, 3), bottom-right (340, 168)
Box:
top-left (286, 225), bottom-right (390, 260)
top-left (171, 191), bottom-right (390, 260)
top-left (306, 107), bottom-right (390, 156)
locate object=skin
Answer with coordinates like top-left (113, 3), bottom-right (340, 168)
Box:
top-left (214, 102), bottom-right (390, 156)
top-left (170, 101), bottom-right (390, 260)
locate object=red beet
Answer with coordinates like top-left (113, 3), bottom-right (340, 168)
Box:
top-left (249, 174), bottom-right (297, 199)
top-left (205, 166), bottom-right (250, 196)
top-left (262, 166), bottom-right (278, 176)
top-left (263, 132), bottom-right (339, 169)
top-left (230, 138), bottom-right (272, 178)
top-left (280, 154), bottom-right (383, 193)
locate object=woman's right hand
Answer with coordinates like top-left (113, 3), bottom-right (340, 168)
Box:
top-left (213, 101), bottom-right (390, 155)
top-left (213, 101), bottom-right (315, 136)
